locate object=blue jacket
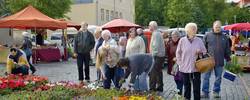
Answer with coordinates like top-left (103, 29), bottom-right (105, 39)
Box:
top-left (124, 54), bottom-right (154, 84)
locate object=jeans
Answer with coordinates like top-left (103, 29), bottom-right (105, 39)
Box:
top-left (134, 72), bottom-right (148, 91)
top-left (103, 64), bottom-right (124, 89)
top-left (149, 56), bottom-right (164, 92)
top-left (182, 72), bottom-right (201, 100)
top-left (202, 66), bottom-right (223, 94)
top-left (77, 53), bottom-right (90, 81)
top-left (27, 55), bottom-right (36, 73)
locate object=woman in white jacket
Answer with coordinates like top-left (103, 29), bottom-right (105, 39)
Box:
top-left (125, 28), bottom-right (146, 57)
top-left (96, 30), bottom-right (123, 89)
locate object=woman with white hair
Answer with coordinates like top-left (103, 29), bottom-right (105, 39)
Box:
top-left (96, 30), bottom-right (123, 89)
top-left (125, 28), bottom-right (145, 57)
top-left (176, 23), bottom-right (207, 100)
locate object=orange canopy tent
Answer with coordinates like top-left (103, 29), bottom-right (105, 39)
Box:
top-left (102, 18), bottom-right (141, 33)
top-left (0, 5), bottom-right (67, 30)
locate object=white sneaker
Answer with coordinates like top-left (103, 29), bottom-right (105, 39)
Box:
top-left (213, 92), bottom-right (220, 98)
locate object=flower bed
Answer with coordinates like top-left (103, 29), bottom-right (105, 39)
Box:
top-left (0, 75), bottom-right (163, 100)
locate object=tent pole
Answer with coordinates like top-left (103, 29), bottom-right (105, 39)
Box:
top-left (62, 29), bottom-right (67, 61)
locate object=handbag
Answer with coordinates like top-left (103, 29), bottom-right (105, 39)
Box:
top-left (195, 53), bottom-right (215, 73)
top-left (171, 63), bottom-right (179, 76)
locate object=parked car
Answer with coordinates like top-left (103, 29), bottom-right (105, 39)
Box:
top-left (196, 34), bottom-right (205, 40)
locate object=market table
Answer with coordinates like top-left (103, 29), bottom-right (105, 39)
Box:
top-left (32, 48), bottom-right (61, 63)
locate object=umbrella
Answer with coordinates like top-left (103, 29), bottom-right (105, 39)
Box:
top-left (224, 23), bottom-right (250, 31)
top-left (102, 18), bottom-right (141, 33)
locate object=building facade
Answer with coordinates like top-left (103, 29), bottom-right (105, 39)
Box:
top-left (67, 0), bottom-right (135, 25)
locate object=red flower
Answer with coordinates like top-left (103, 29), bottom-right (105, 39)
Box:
top-left (0, 83), bottom-right (7, 89)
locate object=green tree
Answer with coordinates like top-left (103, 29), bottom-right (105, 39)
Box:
top-left (0, 0), bottom-right (10, 17)
top-left (5, 0), bottom-right (72, 19)
top-left (135, 0), bottom-right (167, 26)
top-left (165, 0), bottom-right (193, 27)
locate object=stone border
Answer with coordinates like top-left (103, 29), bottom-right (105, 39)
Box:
top-left (239, 75), bottom-right (250, 96)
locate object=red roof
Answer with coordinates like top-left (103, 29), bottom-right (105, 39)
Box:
top-left (0, 5), bottom-right (67, 29)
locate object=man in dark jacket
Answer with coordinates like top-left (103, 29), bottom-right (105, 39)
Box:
top-left (117, 54), bottom-right (154, 91)
top-left (21, 32), bottom-right (36, 74)
top-left (202, 20), bottom-right (231, 98)
top-left (74, 22), bottom-right (95, 83)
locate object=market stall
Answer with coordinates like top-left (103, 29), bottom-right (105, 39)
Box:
top-left (0, 5), bottom-right (67, 63)
top-left (224, 23), bottom-right (250, 71)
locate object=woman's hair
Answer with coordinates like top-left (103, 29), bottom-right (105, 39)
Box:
top-left (185, 23), bottom-right (197, 35)
top-left (171, 30), bottom-right (180, 37)
top-left (129, 28), bottom-right (138, 36)
top-left (117, 58), bottom-right (129, 67)
top-left (101, 30), bottom-right (112, 39)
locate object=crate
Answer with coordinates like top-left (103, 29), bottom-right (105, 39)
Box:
top-left (236, 56), bottom-right (249, 68)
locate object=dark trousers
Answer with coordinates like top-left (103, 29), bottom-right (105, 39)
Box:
top-left (12, 66), bottom-right (29, 75)
top-left (77, 53), bottom-right (90, 81)
top-left (27, 55), bottom-right (36, 72)
top-left (175, 79), bottom-right (183, 95)
top-left (103, 64), bottom-right (124, 89)
top-left (182, 72), bottom-right (201, 100)
top-left (149, 56), bottom-right (164, 92)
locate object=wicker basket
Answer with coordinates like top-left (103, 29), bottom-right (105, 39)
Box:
top-left (195, 56), bottom-right (215, 73)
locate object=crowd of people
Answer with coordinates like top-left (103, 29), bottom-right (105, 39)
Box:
top-left (4, 20), bottom-right (237, 100)
top-left (72, 20), bottom-right (232, 100)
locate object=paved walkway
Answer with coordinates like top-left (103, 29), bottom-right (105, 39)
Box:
top-left (0, 60), bottom-right (249, 100)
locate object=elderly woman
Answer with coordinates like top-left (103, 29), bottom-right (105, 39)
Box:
top-left (176, 23), bottom-right (206, 100)
top-left (166, 30), bottom-right (183, 95)
top-left (125, 28), bottom-right (145, 57)
top-left (96, 30), bottom-right (122, 89)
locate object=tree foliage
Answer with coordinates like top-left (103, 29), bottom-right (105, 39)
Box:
top-left (3, 0), bottom-right (72, 19)
top-left (135, 0), bottom-right (167, 26)
top-left (135, 0), bottom-right (250, 29)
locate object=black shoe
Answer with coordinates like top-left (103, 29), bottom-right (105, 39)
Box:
top-left (32, 70), bottom-right (36, 74)
top-left (156, 88), bottom-right (163, 92)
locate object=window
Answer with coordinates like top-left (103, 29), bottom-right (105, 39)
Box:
top-left (106, 10), bottom-right (109, 21)
top-left (119, 12), bottom-right (122, 18)
top-left (115, 11), bottom-right (118, 18)
top-left (101, 9), bottom-right (104, 21)
top-left (111, 11), bottom-right (114, 20)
